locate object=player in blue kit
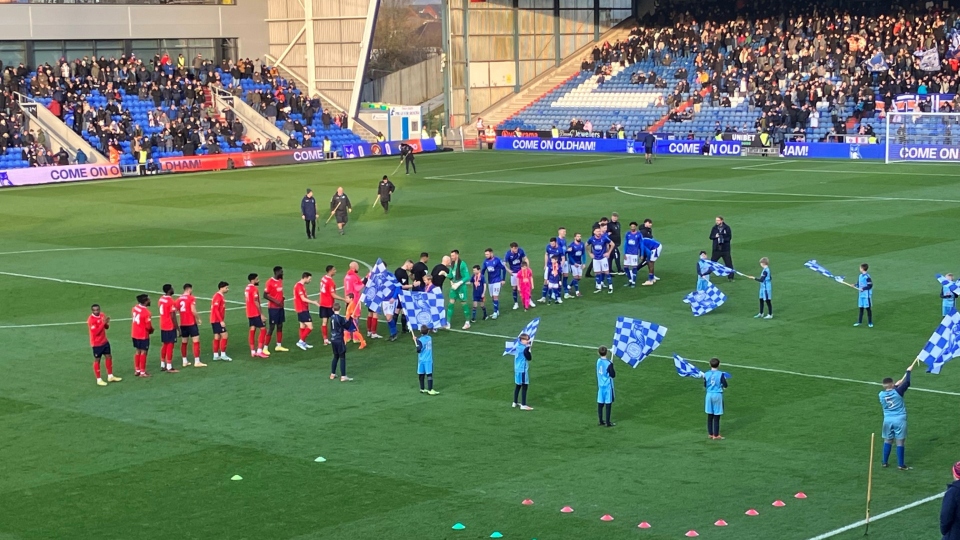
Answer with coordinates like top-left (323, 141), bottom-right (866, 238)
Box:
top-left (941, 273), bottom-right (957, 316)
top-left (879, 361), bottom-right (915, 470)
top-left (622, 222), bottom-right (643, 287)
top-left (587, 227), bottom-right (614, 294)
top-left (639, 236), bottom-right (662, 286)
top-left (596, 346), bottom-right (616, 426)
top-left (566, 233), bottom-right (585, 297)
top-left (538, 237), bottom-right (564, 303)
top-left (504, 242), bottom-right (529, 310)
top-left (704, 358), bottom-right (728, 439)
top-left (512, 333), bottom-right (533, 410)
top-left (470, 265), bottom-right (487, 322)
top-left (482, 248), bottom-right (507, 319)
top-left (412, 326), bottom-right (439, 395)
top-left (557, 227), bottom-right (571, 298)
top-left (747, 257), bottom-right (772, 319)
top-left (697, 251), bottom-right (712, 291)
top-left (854, 263), bottom-right (873, 327)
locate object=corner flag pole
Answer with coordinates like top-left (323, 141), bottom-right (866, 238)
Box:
top-left (864, 432), bottom-right (875, 535)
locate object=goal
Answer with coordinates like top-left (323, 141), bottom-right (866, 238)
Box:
top-left (885, 111), bottom-right (960, 163)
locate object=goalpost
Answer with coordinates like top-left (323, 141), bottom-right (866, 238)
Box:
top-left (885, 110), bottom-right (960, 163)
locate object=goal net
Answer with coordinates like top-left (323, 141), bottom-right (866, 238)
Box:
top-left (885, 111), bottom-right (960, 163)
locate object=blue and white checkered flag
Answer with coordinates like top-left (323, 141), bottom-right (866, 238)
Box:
top-left (611, 316), bottom-right (667, 368)
top-left (702, 259), bottom-right (734, 277)
top-left (361, 258), bottom-right (400, 313)
top-left (504, 317), bottom-right (540, 356)
top-left (682, 284), bottom-right (726, 316)
top-left (399, 288), bottom-right (447, 330)
top-left (804, 260), bottom-right (846, 284)
top-left (936, 274), bottom-right (960, 296)
top-left (673, 354), bottom-right (704, 378)
top-left (918, 310), bottom-right (960, 374)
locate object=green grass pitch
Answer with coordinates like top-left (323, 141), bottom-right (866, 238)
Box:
top-left (1, 151), bottom-right (958, 540)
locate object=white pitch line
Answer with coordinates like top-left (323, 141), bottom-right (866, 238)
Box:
top-left (613, 186), bottom-right (866, 204)
top-left (443, 327), bottom-right (960, 397)
top-left (0, 305), bottom-right (248, 330)
top-left (423, 175), bottom-right (960, 204)
top-left (731, 160), bottom-right (799, 170)
top-left (427, 155), bottom-right (636, 178)
top-left (805, 492), bottom-right (944, 540)
top-left (734, 165), bottom-right (960, 179)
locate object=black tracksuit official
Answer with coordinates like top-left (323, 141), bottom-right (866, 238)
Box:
top-left (378, 176), bottom-right (396, 213)
top-left (330, 188), bottom-right (352, 235)
top-left (400, 143), bottom-right (416, 174)
top-left (301, 189), bottom-right (317, 239)
top-left (709, 217), bottom-right (734, 279)
top-left (607, 217), bottom-right (623, 274)
top-left (329, 310), bottom-right (349, 378)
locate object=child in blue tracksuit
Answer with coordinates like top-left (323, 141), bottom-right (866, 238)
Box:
top-left (747, 257), bottom-right (772, 319)
top-left (854, 263), bottom-right (873, 327)
top-left (941, 273), bottom-right (958, 316)
top-left (696, 251), bottom-right (711, 291)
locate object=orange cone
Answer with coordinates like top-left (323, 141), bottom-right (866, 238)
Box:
top-left (522, 499), bottom-right (534, 505)
top-left (714, 520), bottom-right (728, 526)
top-left (773, 500), bottom-right (786, 507)
top-left (795, 492), bottom-right (808, 499)
top-left (745, 509), bottom-right (759, 516)
top-left (600, 514), bottom-right (614, 521)
top-left (637, 522), bottom-right (652, 529)
top-left (685, 530), bottom-right (700, 537)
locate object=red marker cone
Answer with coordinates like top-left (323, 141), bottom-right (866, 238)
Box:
top-left (685, 530), bottom-right (700, 537)
top-left (522, 499), bottom-right (534, 505)
top-left (795, 492), bottom-right (807, 499)
top-left (714, 520), bottom-right (728, 526)
top-left (600, 514), bottom-right (614, 521)
top-left (637, 522), bottom-right (652, 529)
top-left (560, 506), bottom-right (574, 513)
top-left (745, 509), bottom-right (759, 516)
top-left (773, 500), bottom-right (786, 507)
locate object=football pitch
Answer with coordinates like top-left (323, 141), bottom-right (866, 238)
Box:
top-left (1, 151), bottom-right (959, 540)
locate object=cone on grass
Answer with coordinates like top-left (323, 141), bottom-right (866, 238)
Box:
top-left (560, 506), bottom-right (574, 513)
top-left (490, 532), bottom-right (503, 539)
top-left (230, 475), bottom-right (242, 481)
top-left (745, 509), bottom-right (759, 516)
top-left (714, 520), bottom-right (728, 526)
top-left (637, 522), bottom-right (652, 529)
top-left (314, 456), bottom-right (327, 463)
top-left (795, 492), bottom-right (807, 499)
top-left (522, 499), bottom-right (534, 505)
top-left (451, 523), bottom-right (466, 530)
top-left (772, 500), bottom-right (786, 507)
top-left (600, 514), bottom-right (614, 521)
top-left (685, 530), bottom-right (700, 537)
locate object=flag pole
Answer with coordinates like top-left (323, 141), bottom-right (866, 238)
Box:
top-left (864, 432), bottom-right (875, 536)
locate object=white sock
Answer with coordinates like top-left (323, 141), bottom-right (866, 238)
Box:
top-left (213, 352), bottom-right (220, 359)
top-left (256, 348), bottom-right (262, 354)
top-left (166, 362), bottom-right (172, 370)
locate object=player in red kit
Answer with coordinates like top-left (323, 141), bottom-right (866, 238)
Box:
top-left (245, 273), bottom-right (269, 358)
top-left (131, 294), bottom-right (154, 377)
top-left (157, 284), bottom-right (180, 373)
top-left (88, 304), bottom-right (121, 386)
top-left (294, 272), bottom-right (319, 350)
top-left (210, 281), bottom-right (231, 361)
top-left (319, 265), bottom-right (345, 345)
top-left (263, 266), bottom-right (288, 353)
top-left (178, 284), bottom-right (207, 368)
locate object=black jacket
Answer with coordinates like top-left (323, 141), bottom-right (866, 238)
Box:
top-left (607, 221), bottom-right (622, 246)
top-left (378, 179), bottom-right (395, 202)
top-left (411, 261), bottom-right (429, 290)
top-left (301, 195), bottom-right (317, 220)
top-left (395, 267), bottom-right (411, 290)
top-left (710, 223), bottom-right (732, 252)
top-left (943, 480), bottom-right (960, 540)
top-left (330, 193), bottom-right (351, 215)
top-left (431, 264), bottom-right (449, 290)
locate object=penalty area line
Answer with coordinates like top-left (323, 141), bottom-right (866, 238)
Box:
top-left (805, 492), bottom-right (944, 540)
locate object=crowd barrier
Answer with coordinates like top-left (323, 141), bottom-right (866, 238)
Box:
top-left (0, 139), bottom-right (437, 188)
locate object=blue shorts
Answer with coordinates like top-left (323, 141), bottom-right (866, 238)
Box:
top-left (515, 371), bottom-right (529, 385)
top-left (211, 322), bottom-right (225, 334)
top-left (705, 393), bottom-right (724, 415)
top-left (597, 386), bottom-right (614, 404)
top-left (248, 316), bottom-right (264, 328)
top-left (882, 417), bottom-right (907, 440)
top-left (858, 297), bottom-right (872, 308)
top-left (944, 304), bottom-right (955, 317)
top-left (268, 308), bottom-right (285, 325)
top-left (759, 287), bottom-right (771, 301)
top-left (161, 329), bottom-right (178, 344)
top-left (473, 288), bottom-right (484, 302)
top-left (92, 342), bottom-right (111, 358)
top-left (417, 360), bottom-right (433, 375)
top-left (180, 324), bottom-right (199, 338)
top-left (132, 338), bottom-right (150, 351)
top-left (297, 311), bottom-right (312, 323)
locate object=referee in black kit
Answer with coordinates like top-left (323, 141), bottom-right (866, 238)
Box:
top-left (301, 189), bottom-right (317, 239)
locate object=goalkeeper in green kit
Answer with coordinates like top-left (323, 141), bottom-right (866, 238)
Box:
top-left (446, 250), bottom-right (472, 330)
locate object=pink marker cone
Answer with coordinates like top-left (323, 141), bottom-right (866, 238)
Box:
top-left (795, 492), bottom-right (808, 499)
top-left (637, 522), bottom-right (652, 529)
top-left (714, 520), bottom-right (728, 526)
top-left (685, 530), bottom-right (700, 537)
top-left (560, 506), bottom-right (574, 513)
top-left (773, 500), bottom-right (786, 507)
top-left (600, 514), bottom-right (614, 521)
top-left (745, 509), bottom-right (759, 516)
top-left (522, 499), bottom-right (534, 506)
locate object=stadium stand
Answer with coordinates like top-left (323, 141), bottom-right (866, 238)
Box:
top-left (497, 2), bottom-right (960, 145)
